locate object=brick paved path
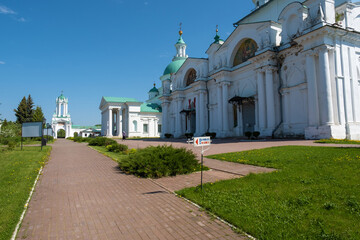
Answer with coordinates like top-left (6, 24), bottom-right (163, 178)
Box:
top-left (18, 139), bottom-right (246, 240)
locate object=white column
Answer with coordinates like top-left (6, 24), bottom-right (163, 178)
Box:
top-left (161, 102), bottom-right (169, 136)
top-left (350, 47), bottom-right (360, 122)
top-left (175, 98), bottom-right (182, 136)
top-left (305, 51), bottom-right (320, 126)
top-left (108, 109), bottom-right (113, 136)
top-left (265, 68), bottom-right (276, 129)
top-left (342, 45), bottom-right (354, 123)
top-left (318, 45), bottom-right (334, 125)
top-left (116, 109), bottom-right (121, 136)
top-left (217, 84), bottom-right (223, 132)
top-left (195, 95), bottom-right (200, 136)
top-left (199, 90), bottom-right (206, 135)
top-left (222, 82), bottom-right (230, 134)
top-left (282, 91), bottom-right (290, 128)
top-left (257, 70), bottom-right (266, 130)
top-left (254, 97), bottom-right (259, 131)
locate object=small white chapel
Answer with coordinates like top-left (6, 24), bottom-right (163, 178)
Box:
top-left (160, 0), bottom-right (360, 140)
top-left (99, 85), bottom-right (162, 138)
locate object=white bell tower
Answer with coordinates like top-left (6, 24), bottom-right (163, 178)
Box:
top-left (52, 92), bottom-right (72, 139)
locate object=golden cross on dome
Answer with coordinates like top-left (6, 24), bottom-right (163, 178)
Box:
top-left (179, 22), bottom-right (183, 36)
top-left (216, 25), bottom-right (219, 33)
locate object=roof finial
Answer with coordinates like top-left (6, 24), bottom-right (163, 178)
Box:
top-left (153, 82), bottom-right (156, 87)
top-left (214, 25), bottom-right (221, 43)
top-left (179, 22), bottom-right (183, 36)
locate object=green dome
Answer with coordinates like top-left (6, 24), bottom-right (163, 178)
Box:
top-left (163, 59), bottom-right (186, 76)
top-left (149, 86), bottom-right (159, 93)
top-left (58, 93), bottom-right (66, 100)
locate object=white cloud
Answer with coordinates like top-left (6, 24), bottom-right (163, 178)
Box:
top-left (0, 61), bottom-right (5, 64)
top-left (17, 17), bottom-right (26, 22)
top-left (0, 5), bottom-right (16, 15)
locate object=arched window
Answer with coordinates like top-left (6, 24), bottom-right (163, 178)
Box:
top-left (185, 69), bottom-right (196, 86)
top-left (233, 39), bottom-right (258, 66)
top-left (133, 120), bottom-right (138, 132)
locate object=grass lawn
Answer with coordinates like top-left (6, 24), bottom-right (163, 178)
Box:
top-left (0, 146), bottom-right (51, 240)
top-left (315, 139), bottom-right (360, 145)
top-left (177, 146), bottom-right (360, 240)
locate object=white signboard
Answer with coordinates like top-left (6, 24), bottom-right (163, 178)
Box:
top-left (22, 122), bottom-right (43, 137)
top-left (193, 136), bottom-right (211, 147)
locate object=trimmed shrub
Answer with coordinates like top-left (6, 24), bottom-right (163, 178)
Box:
top-left (185, 133), bottom-right (194, 139)
top-left (164, 133), bottom-right (172, 139)
top-left (67, 137), bottom-right (74, 140)
top-left (88, 137), bottom-right (117, 146)
top-left (245, 131), bottom-right (252, 139)
top-left (118, 145), bottom-right (202, 178)
top-left (106, 143), bottom-right (128, 153)
top-left (205, 132), bottom-right (216, 139)
top-left (253, 131), bottom-right (260, 139)
top-left (73, 136), bottom-right (91, 143)
top-left (74, 132), bottom-right (78, 137)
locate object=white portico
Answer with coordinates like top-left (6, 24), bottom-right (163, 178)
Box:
top-left (161, 0), bottom-right (360, 140)
top-left (99, 85), bottom-right (162, 138)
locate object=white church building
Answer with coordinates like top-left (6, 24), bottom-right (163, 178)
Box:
top-left (160, 0), bottom-right (360, 140)
top-left (52, 93), bottom-right (101, 138)
top-left (99, 85), bottom-right (162, 138)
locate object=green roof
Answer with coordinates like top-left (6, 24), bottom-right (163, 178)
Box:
top-left (149, 86), bottom-right (159, 93)
top-left (72, 125), bottom-right (101, 130)
top-left (103, 97), bottom-right (139, 103)
top-left (140, 103), bottom-right (162, 113)
top-left (163, 59), bottom-right (186, 76)
top-left (176, 36), bottom-right (185, 44)
top-left (58, 93), bottom-right (66, 100)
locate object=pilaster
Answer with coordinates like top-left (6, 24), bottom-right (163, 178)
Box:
top-left (316, 45), bottom-right (334, 125)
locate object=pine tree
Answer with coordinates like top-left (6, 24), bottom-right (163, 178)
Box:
top-left (32, 106), bottom-right (45, 123)
top-left (26, 94), bottom-right (34, 121)
top-left (14, 96), bottom-right (28, 123)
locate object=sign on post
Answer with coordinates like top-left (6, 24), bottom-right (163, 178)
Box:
top-left (189, 136), bottom-right (211, 191)
top-left (21, 122), bottom-right (43, 150)
top-left (193, 136), bottom-right (211, 147)
top-left (22, 122), bottom-right (43, 137)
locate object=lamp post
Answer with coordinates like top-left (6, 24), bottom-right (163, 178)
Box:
top-left (41, 117), bottom-right (46, 150)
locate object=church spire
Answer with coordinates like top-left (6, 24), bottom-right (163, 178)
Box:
top-left (173, 23), bottom-right (188, 60)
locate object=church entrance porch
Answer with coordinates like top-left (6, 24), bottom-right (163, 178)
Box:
top-left (182, 110), bottom-right (196, 135)
top-left (242, 101), bottom-right (255, 134)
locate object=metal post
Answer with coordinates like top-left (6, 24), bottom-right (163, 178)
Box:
top-left (21, 137), bottom-right (23, 150)
top-left (201, 146), bottom-right (204, 191)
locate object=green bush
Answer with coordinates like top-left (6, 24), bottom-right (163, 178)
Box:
top-left (118, 145), bottom-right (202, 178)
top-left (74, 132), bottom-right (78, 137)
top-left (88, 137), bottom-right (117, 146)
top-left (164, 133), bottom-right (172, 138)
top-left (185, 133), bottom-right (194, 139)
top-left (205, 132), bottom-right (216, 139)
top-left (106, 143), bottom-right (128, 153)
top-left (245, 131), bottom-right (252, 139)
top-left (253, 131), bottom-right (260, 139)
top-left (67, 137), bottom-right (74, 140)
top-left (7, 141), bottom-right (17, 150)
top-left (73, 136), bottom-right (91, 143)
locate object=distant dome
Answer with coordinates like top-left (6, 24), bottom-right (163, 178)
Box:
top-left (163, 59), bottom-right (186, 76)
top-left (149, 86), bottom-right (159, 93)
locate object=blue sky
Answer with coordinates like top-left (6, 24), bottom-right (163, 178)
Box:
top-left (0, 0), bottom-right (254, 125)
